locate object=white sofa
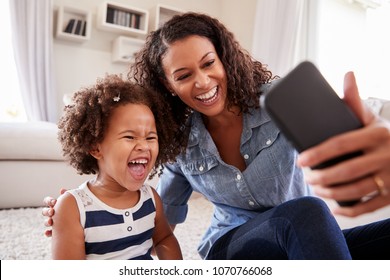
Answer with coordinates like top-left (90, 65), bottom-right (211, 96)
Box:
top-left (0, 121), bottom-right (93, 209)
top-left (0, 99), bottom-right (389, 209)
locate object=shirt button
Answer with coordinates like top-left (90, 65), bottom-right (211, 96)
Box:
top-left (199, 165), bottom-right (204, 171)
top-left (236, 174), bottom-right (241, 180)
top-left (244, 154), bottom-right (249, 159)
top-left (125, 211), bottom-right (130, 216)
top-left (266, 139), bottom-right (272, 145)
top-left (249, 200), bottom-right (255, 206)
top-left (127, 226), bottom-right (132, 232)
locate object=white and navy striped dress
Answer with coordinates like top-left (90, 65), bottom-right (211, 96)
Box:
top-left (67, 182), bottom-right (156, 260)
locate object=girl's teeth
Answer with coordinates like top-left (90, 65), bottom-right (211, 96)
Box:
top-left (130, 159), bottom-right (148, 164)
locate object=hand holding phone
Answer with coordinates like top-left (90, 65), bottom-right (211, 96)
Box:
top-left (261, 61), bottom-right (363, 206)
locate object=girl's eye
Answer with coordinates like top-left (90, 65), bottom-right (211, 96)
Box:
top-left (124, 136), bottom-right (134, 140)
top-left (146, 136), bottom-right (158, 141)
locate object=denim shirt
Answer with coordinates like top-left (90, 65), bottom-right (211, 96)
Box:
top-left (156, 97), bottom-right (312, 259)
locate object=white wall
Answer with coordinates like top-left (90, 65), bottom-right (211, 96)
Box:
top-left (316, 0), bottom-right (390, 100)
top-left (53, 0), bottom-right (257, 121)
top-left (316, 0), bottom-right (367, 95)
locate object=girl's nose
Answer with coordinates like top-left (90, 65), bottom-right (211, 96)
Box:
top-left (135, 138), bottom-right (151, 151)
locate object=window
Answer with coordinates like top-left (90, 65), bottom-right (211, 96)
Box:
top-left (0, 1), bottom-right (27, 122)
top-left (316, 0), bottom-right (390, 100)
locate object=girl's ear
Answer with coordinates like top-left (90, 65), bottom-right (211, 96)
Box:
top-left (89, 145), bottom-right (102, 160)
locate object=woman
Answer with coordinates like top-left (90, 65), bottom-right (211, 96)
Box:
top-left (44, 12), bottom-right (390, 259)
top-left (129, 12), bottom-right (390, 259)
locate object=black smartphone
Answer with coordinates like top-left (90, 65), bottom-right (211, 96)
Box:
top-left (261, 61), bottom-right (363, 206)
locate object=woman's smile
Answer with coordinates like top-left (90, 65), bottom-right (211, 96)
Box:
top-left (195, 86), bottom-right (219, 104)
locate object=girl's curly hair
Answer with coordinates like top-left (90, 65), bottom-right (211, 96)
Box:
top-left (58, 74), bottom-right (180, 178)
top-left (129, 12), bottom-right (277, 150)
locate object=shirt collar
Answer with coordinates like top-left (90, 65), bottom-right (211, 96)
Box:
top-left (187, 104), bottom-right (272, 149)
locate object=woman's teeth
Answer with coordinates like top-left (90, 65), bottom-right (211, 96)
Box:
top-left (196, 87), bottom-right (218, 103)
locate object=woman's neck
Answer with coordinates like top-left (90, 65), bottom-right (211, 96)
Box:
top-left (202, 106), bottom-right (246, 171)
top-left (202, 106), bottom-right (242, 130)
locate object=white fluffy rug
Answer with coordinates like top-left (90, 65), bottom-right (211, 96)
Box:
top-left (2, 194), bottom-right (389, 260)
top-left (0, 195), bottom-right (214, 260)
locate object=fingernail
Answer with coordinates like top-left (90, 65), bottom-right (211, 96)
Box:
top-left (297, 153), bottom-right (307, 165)
top-left (48, 208), bottom-right (53, 216)
top-left (302, 167), bottom-right (314, 183)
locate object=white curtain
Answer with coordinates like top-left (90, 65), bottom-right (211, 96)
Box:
top-left (9, 0), bottom-right (57, 122)
top-left (251, 0), bottom-right (318, 77)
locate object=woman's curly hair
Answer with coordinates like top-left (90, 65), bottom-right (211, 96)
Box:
top-left (129, 12), bottom-right (277, 150)
top-left (58, 74), bottom-right (180, 178)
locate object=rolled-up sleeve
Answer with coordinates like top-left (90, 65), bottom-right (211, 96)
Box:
top-left (156, 162), bottom-right (193, 225)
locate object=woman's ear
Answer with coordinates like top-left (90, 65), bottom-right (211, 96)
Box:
top-left (160, 78), bottom-right (175, 95)
top-left (89, 145), bottom-right (102, 160)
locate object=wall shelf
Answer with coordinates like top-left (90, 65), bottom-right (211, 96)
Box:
top-left (149, 4), bottom-right (185, 32)
top-left (97, 1), bottom-right (149, 37)
top-left (55, 6), bottom-right (91, 42)
top-left (111, 36), bottom-right (145, 63)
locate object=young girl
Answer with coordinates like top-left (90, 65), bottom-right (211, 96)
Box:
top-left (51, 74), bottom-right (182, 260)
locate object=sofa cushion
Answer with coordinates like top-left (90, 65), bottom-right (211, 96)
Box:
top-left (365, 98), bottom-right (390, 121)
top-left (0, 121), bottom-right (64, 160)
top-left (380, 100), bottom-right (390, 120)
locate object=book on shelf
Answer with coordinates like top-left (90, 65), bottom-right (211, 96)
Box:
top-left (106, 6), bottom-right (115, 24)
top-left (125, 12), bottom-right (130, 27)
top-left (81, 21), bottom-right (87, 36)
top-left (64, 19), bottom-right (76, 33)
top-left (133, 13), bottom-right (140, 29)
top-left (74, 19), bottom-right (83, 35)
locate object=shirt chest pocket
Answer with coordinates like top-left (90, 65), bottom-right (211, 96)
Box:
top-left (180, 157), bottom-right (219, 176)
top-left (179, 156), bottom-right (231, 200)
top-left (252, 128), bottom-right (280, 156)
top-left (249, 128), bottom-right (296, 178)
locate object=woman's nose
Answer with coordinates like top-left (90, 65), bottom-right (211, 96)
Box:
top-left (195, 72), bottom-right (210, 89)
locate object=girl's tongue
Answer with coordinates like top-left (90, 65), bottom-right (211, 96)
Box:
top-left (128, 163), bottom-right (146, 180)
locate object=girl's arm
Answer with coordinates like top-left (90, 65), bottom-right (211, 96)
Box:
top-left (151, 188), bottom-right (183, 260)
top-left (51, 192), bottom-right (86, 259)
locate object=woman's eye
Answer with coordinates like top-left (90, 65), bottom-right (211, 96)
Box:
top-left (176, 73), bottom-right (190, 81)
top-left (204, 60), bottom-right (215, 67)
